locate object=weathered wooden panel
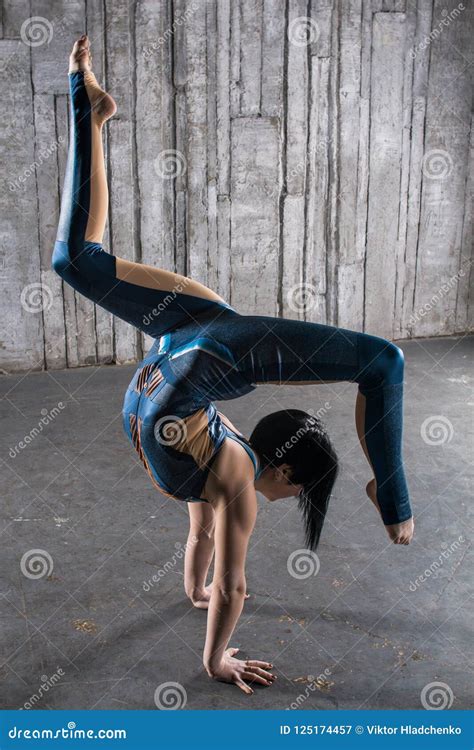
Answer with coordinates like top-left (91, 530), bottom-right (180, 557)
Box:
top-left (393, 0), bottom-right (416, 339)
top-left (364, 13), bottom-right (406, 338)
top-left (325, 0), bottom-right (340, 325)
top-left (175, 92), bottom-right (188, 277)
top-left (239, 0), bottom-right (263, 115)
top-left (2, 0), bottom-right (30, 37)
top-left (31, 0), bottom-right (84, 94)
top-left (132, 0), bottom-right (176, 351)
top-left (229, 0), bottom-right (241, 117)
top-left (286, 0), bottom-right (308, 196)
top-left (34, 93), bottom-right (67, 370)
top-left (336, 0), bottom-right (364, 329)
top-left (261, 0), bottom-right (285, 116)
top-left (354, 0), bottom-right (372, 314)
top-left (174, 0), bottom-right (188, 278)
top-left (400, 0), bottom-right (432, 337)
top-left (185, 0), bottom-right (209, 283)
top-left (216, 195), bottom-right (232, 303)
top-left (135, 0), bottom-right (175, 355)
top-left (230, 117), bottom-right (280, 314)
top-left (0, 0), bottom-right (472, 373)
top-left (106, 0), bottom-right (140, 364)
top-left (216, 0), bottom-right (231, 194)
top-left (281, 194), bottom-right (306, 319)
top-left (305, 56), bottom-right (330, 324)
top-left (311, 0), bottom-right (334, 58)
top-left (412, 0), bottom-right (472, 337)
top-left (455, 113), bottom-right (473, 333)
top-left (206, 0), bottom-right (219, 295)
top-left (0, 41), bottom-right (44, 370)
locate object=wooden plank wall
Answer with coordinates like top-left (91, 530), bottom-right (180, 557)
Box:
top-left (0, 0), bottom-right (472, 372)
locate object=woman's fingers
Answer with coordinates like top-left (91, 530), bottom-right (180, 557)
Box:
top-left (246, 659), bottom-right (273, 669)
top-left (235, 679), bottom-right (253, 695)
top-left (246, 666), bottom-right (276, 681)
top-left (242, 671), bottom-right (272, 686)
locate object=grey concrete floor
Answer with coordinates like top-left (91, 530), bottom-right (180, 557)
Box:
top-left (1, 336), bottom-right (472, 710)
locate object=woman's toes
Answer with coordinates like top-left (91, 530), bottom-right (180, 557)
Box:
top-left (69, 35), bottom-right (91, 73)
top-left (71, 36), bottom-right (87, 55)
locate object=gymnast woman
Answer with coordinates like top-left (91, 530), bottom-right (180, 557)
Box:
top-left (52, 36), bottom-right (414, 695)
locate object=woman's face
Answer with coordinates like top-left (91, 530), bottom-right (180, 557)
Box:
top-left (255, 463), bottom-right (304, 501)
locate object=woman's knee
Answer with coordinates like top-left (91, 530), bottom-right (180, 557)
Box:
top-left (189, 523), bottom-right (215, 543)
top-left (359, 336), bottom-right (405, 388)
top-left (51, 241), bottom-right (70, 279)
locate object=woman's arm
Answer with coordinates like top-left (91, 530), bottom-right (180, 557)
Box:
top-left (203, 482), bottom-right (276, 694)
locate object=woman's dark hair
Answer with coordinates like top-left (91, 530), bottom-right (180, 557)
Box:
top-left (249, 409), bottom-right (339, 551)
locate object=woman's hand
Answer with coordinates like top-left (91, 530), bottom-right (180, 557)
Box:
top-left (206, 647), bottom-right (276, 695)
top-left (385, 517), bottom-right (414, 545)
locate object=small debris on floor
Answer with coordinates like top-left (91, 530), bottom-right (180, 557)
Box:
top-left (72, 619), bottom-right (97, 634)
top-left (314, 677), bottom-right (334, 692)
top-left (321, 612), bottom-right (335, 621)
top-left (278, 614), bottom-right (307, 626)
top-left (292, 675), bottom-right (335, 691)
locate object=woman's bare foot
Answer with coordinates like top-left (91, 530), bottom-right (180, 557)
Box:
top-left (366, 478), bottom-right (381, 516)
top-left (366, 477), bottom-right (414, 544)
top-left (189, 583), bottom-right (250, 610)
top-left (69, 35), bottom-right (117, 122)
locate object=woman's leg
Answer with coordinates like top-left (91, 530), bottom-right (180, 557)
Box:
top-left (222, 314), bottom-right (412, 528)
top-left (355, 389), bottom-right (380, 510)
top-left (52, 36), bottom-right (231, 339)
top-left (184, 502), bottom-right (216, 609)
